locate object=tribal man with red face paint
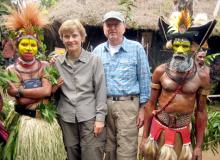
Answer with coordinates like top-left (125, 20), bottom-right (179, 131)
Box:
top-left (139, 10), bottom-right (216, 160)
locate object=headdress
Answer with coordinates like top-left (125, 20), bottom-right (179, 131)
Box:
top-left (159, 9), bottom-right (216, 50)
top-left (3, 3), bottom-right (48, 44)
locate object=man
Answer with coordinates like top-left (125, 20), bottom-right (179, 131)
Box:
top-left (140, 10), bottom-right (216, 160)
top-left (53, 19), bottom-right (107, 160)
top-left (93, 11), bottom-right (151, 160)
top-left (195, 44), bottom-right (208, 69)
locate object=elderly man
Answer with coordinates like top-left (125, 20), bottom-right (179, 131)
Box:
top-left (140, 10), bottom-right (216, 160)
top-left (93, 11), bottom-right (151, 160)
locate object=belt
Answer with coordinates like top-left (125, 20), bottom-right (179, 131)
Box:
top-left (107, 95), bottom-right (137, 101)
top-left (15, 104), bottom-right (41, 118)
top-left (156, 110), bottom-right (191, 128)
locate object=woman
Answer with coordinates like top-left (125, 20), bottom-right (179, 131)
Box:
top-left (52, 19), bottom-right (107, 160)
top-left (2, 3), bottom-right (66, 160)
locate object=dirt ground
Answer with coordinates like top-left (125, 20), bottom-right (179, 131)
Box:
top-left (203, 149), bottom-right (220, 160)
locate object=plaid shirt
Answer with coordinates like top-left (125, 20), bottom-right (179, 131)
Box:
top-left (93, 37), bottom-right (151, 104)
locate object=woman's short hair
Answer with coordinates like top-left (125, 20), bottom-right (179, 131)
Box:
top-left (58, 19), bottom-right (87, 42)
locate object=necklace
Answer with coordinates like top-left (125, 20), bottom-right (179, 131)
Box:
top-left (15, 59), bottom-right (41, 74)
top-left (18, 57), bottom-right (36, 68)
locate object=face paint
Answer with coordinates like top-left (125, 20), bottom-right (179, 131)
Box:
top-left (172, 39), bottom-right (191, 54)
top-left (18, 38), bottom-right (38, 61)
top-left (170, 38), bottom-right (193, 72)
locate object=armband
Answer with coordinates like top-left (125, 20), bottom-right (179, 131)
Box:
top-left (151, 83), bottom-right (161, 90)
top-left (198, 88), bottom-right (210, 96)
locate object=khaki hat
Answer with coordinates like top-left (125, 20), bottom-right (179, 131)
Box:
top-left (102, 11), bottom-right (125, 22)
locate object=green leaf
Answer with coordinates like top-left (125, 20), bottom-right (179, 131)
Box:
top-left (37, 101), bottom-right (57, 123)
top-left (44, 65), bottom-right (59, 85)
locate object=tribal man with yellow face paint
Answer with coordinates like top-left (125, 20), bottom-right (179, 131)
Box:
top-left (140, 10), bottom-right (217, 160)
top-left (170, 38), bottom-right (192, 73)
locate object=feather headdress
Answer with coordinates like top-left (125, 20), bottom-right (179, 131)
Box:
top-left (3, 3), bottom-right (48, 43)
top-left (168, 9), bottom-right (191, 34)
top-left (158, 9), bottom-right (216, 48)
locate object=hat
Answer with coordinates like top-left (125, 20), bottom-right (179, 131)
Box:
top-left (3, 3), bottom-right (48, 44)
top-left (158, 10), bottom-right (216, 47)
top-left (102, 11), bottom-right (125, 22)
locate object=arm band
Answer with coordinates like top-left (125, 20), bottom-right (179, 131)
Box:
top-left (198, 89), bottom-right (210, 96)
top-left (151, 83), bottom-right (161, 90)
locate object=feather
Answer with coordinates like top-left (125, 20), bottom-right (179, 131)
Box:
top-left (168, 9), bottom-right (191, 34)
top-left (177, 9), bottom-right (191, 32)
top-left (3, 3), bottom-right (48, 37)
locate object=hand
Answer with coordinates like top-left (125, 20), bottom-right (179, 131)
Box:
top-left (94, 121), bottom-right (104, 137)
top-left (52, 77), bottom-right (64, 93)
top-left (7, 80), bottom-right (18, 97)
top-left (139, 137), bottom-right (148, 156)
top-left (192, 147), bottom-right (202, 160)
top-left (49, 54), bottom-right (59, 64)
top-left (136, 107), bottom-right (145, 128)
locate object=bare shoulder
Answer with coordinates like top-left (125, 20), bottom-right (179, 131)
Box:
top-left (197, 65), bottom-right (210, 88)
top-left (153, 64), bottom-right (166, 76)
top-left (152, 64), bottom-right (166, 82)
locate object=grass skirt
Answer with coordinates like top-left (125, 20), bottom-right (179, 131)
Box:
top-left (2, 111), bottom-right (66, 160)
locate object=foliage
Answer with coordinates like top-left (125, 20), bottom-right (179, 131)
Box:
top-left (44, 65), bottom-right (59, 85)
top-left (203, 111), bottom-right (220, 154)
top-left (0, 52), bottom-right (5, 66)
top-left (1, 111), bottom-right (20, 160)
top-left (0, 68), bottom-right (19, 93)
top-left (40, 0), bottom-right (57, 9)
top-left (0, 98), bottom-right (14, 122)
top-left (37, 101), bottom-right (57, 123)
top-left (118, 0), bottom-right (138, 28)
top-left (191, 109), bottom-right (220, 155)
top-left (205, 53), bottom-right (220, 66)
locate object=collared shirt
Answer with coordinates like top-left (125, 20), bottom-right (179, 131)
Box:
top-left (93, 37), bottom-right (151, 104)
top-left (54, 49), bottom-right (107, 123)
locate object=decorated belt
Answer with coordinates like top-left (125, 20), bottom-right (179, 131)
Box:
top-left (156, 110), bottom-right (191, 128)
top-left (15, 104), bottom-right (41, 118)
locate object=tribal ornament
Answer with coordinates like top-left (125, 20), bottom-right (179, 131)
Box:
top-left (168, 9), bottom-right (191, 34)
top-left (3, 3), bottom-right (48, 44)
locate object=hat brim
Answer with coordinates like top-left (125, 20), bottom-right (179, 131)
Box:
top-left (102, 17), bottom-right (124, 22)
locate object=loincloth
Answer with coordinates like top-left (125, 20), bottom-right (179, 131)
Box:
top-left (143, 117), bottom-right (192, 160)
top-left (150, 116), bottom-right (191, 146)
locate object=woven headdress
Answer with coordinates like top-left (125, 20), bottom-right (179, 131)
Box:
top-left (159, 9), bottom-right (216, 48)
top-left (3, 3), bottom-right (48, 44)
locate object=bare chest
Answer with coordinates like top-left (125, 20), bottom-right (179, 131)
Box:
top-left (160, 73), bottom-right (201, 94)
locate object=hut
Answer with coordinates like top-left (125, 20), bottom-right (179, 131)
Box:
top-left (47, 0), bottom-right (220, 70)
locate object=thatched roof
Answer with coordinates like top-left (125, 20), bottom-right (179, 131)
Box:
top-left (48, 0), bottom-right (220, 31)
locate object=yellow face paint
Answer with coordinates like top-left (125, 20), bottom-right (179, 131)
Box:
top-left (172, 39), bottom-right (191, 54)
top-left (18, 38), bottom-right (38, 56)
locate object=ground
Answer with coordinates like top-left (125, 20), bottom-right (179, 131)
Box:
top-left (138, 127), bottom-right (220, 160)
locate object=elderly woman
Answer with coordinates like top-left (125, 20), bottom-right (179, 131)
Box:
top-left (1, 3), bottom-right (66, 160)
top-left (52, 19), bottom-right (107, 160)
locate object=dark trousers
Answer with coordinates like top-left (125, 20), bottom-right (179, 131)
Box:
top-left (58, 117), bottom-right (106, 160)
